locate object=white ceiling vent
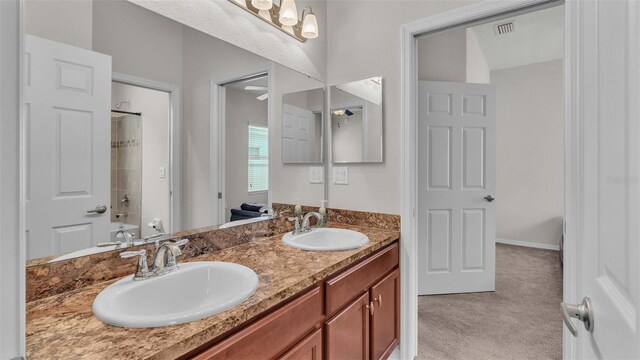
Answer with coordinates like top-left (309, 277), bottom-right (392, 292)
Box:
top-left (494, 21), bottom-right (516, 35)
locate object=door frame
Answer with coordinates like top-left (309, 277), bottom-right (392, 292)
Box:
top-left (210, 65), bottom-right (272, 225)
top-left (1, 0), bottom-right (25, 357)
top-left (112, 72), bottom-right (182, 234)
top-left (399, 0), bottom-right (571, 358)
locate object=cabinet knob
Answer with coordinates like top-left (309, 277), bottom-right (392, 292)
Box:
top-left (375, 294), bottom-right (383, 307)
top-left (366, 301), bottom-right (375, 316)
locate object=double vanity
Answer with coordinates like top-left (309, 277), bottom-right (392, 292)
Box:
top-left (26, 207), bottom-right (400, 360)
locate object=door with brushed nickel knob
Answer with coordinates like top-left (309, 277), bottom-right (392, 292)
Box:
top-left (24, 35), bottom-right (112, 259)
top-left (565, 1), bottom-right (640, 358)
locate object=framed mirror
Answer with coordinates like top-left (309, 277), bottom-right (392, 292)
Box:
top-left (281, 88), bottom-right (325, 163)
top-left (330, 77), bottom-right (383, 163)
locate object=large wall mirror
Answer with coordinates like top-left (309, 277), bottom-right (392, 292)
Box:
top-left (23, 0), bottom-right (326, 265)
top-left (330, 77), bottom-right (383, 163)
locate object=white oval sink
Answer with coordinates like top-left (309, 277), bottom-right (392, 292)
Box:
top-left (92, 261), bottom-right (258, 328)
top-left (282, 228), bottom-right (369, 251)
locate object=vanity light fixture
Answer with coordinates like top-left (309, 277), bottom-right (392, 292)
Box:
top-left (251, 0), bottom-right (272, 11)
top-left (229, 0), bottom-right (319, 42)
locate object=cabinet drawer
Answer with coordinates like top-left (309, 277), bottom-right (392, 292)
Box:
top-left (325, 242), bottom-right (398, 316)
top-left (278, 328), bottom-right (322, 360)
top-left (193, 286), bottom-right (323, 360)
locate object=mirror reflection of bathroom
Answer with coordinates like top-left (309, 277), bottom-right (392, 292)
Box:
top-left (330, 76), bottom-right (383, 163)
top-left (222, 74), bottom-right (271, 225)
top-left (281, 88), bottom-right (324, 164)
top-left (110, 82), bottom-right (171, 243)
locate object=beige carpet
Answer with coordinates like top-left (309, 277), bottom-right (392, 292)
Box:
top-left (418, 244), bottom-right (563, 360)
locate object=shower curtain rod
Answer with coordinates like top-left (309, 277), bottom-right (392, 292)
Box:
top-left (111, 109), bottom-right (142, 116)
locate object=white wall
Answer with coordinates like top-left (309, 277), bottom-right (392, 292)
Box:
top-left (417, 27), bottom-right (489, 83)
top-left (131, 0), bottom-right (327, 81)
top-left (466, 28), bottom-right (490, 83)
top-left (25, 0), bottom-right (92, 49)
top-left (1, 0), bottom-right (24, 357)
top-left (225, 88), bottom-right (268, 222)
top-left (417, 28), bottom-right (467, 82)
top-left (92, 0), bottom-right (183, 86)
top-left (111, 83), bottom-right (171, 238)
top-left (326, 0), bottom-right (479, 214)
top-left (493, 60), bottom-right (564, 246)
top-left (331, 111), bottom-right (363, 162)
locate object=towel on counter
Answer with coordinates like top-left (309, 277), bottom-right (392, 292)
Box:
top-left (240, 203), bottom-right (266, 212)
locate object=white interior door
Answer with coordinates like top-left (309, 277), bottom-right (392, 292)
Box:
top-left (417, 81), bottom-right (496, 295)
top-left (24, 35), bottom-right (112, 259)
top-left (282, 103), bottom-right (315, 162)
top-left (566, 0), bottom-right (640, 358)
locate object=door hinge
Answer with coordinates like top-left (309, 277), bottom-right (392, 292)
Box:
top-left (218, 192), bottom-right (222, 199)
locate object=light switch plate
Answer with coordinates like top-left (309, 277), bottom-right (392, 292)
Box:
top-left (309, 166), bottom-right (324, 184)
top-left (333, 166), bottom-right (349, 185)
top-left (159, 167), bottom-right (166, 179)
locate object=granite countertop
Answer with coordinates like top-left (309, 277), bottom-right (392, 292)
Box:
top-left (26, 223), bottom-right (400, 360)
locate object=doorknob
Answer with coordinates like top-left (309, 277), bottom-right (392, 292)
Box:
top-left (484, 195), bottom-right (495, 202)
top-left (561, 297), bottom-right (594, 337)
top-left (87, 204), bottom-right (107, 214)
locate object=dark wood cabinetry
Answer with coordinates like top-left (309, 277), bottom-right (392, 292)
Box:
top-left (370, 269), bottom-right (400, 360)
top-left (325, 292), bottom-right (371, 360)
top-left (279, 329), bottom-right (323, 360)
top-left (192, 241), bottom-right (399, 360)
top-left (193, 287), bottom-right (323, 360)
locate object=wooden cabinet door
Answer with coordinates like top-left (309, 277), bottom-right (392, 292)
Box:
top-left (193, 287), bottom-right (323, 360)
top-left (325, 292), bottom-right (370, 360)
top-left (278, 329), bottom-right (322, 360)
top-left (370, 269), bottom-right (400, 360)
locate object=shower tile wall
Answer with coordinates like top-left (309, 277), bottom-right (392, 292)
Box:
top-left (111, 115), bottom-right (142, 227)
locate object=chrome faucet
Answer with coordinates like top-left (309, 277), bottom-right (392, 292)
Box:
top-left (119, 239), bottom-right (188, 280)
top-left (152, 239), bottom-right (188, 276)
top-left (114, 229), bottom-right (135, 247)
top-left (288, 215), bottom-right (303, 235)
top-left (301, 212), bottom-right (323, 232)
top-left (260, 206), bottom-right (290, 218)
top-left (259, 206), bottom-right (275, 217)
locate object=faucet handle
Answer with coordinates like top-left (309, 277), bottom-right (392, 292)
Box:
top-left (120, 249), bottom-right (146, 258)
top-left (288, 216), bottom-right (301, 235)
top-left (174, 238), bottom-right (189, 247)
top-left (160, 239), bottom-right (189, 272)
top-left (120, 250), bottom-right (150, 280)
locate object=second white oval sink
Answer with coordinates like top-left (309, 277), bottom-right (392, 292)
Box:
top-left (282, 228), bottom-right (369, 251)
top-left (93, 261), bottom-right (258, 328)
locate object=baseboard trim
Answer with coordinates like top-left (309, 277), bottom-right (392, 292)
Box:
top-left (496, 238), bottom-right (560, 251)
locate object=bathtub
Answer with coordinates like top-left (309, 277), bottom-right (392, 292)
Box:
top-left (51, 223), bottom-right (142, 263)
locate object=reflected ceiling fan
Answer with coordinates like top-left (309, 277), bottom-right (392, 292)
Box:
top-left (244, 85), bottom-right (269, 101)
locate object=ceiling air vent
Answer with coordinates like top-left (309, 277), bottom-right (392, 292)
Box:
top-left (494, 21), bottom-right (515, 35)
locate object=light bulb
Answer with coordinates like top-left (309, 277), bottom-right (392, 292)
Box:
top-left (301, 12), bottom-right (318, 39)
top-left (279, 0), bottom-right (298, 26)
top-left (251, 0), bottom-right (273, 10)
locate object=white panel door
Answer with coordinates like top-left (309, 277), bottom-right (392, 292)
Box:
top-left (24, 35), bottom-right (112, 259)
top-left (566, 0), bottom-right (640, 358)
top-left (282, 103), bottom-right (315, 162)
top-left (418, 81), bottom-right (496, 295)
